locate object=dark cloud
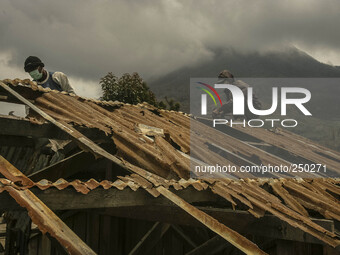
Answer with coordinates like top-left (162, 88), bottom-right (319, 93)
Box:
top-left (0, 0), bottom-right (340, 84)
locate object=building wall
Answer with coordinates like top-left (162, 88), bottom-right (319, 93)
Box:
top-left (26, 211), bottom-right (332, 255)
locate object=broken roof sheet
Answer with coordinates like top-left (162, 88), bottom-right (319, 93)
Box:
top-left (1, 79), bottom-right (340, 250)
top-left (2, 79), bottom-right (340, 179)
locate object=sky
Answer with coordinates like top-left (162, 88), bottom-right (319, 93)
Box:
top-left (0, 0), bottom-right (340, 116)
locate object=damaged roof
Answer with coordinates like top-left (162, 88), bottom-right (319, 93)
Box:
top-left (2, 79), bottom-right (340, 179)
top-left (0, 79), bottom-right (340, 253)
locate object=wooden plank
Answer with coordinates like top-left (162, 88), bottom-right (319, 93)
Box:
top-left (2, 185), bottom-right (96, 255)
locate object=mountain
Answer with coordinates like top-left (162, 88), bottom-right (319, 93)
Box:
top-left (147, 47), bottom-right (340, 150)
top-left (148, 47), bottom-right (340, 111)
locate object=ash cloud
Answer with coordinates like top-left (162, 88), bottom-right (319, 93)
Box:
top-left (0, 0), bottom-right (339, 86)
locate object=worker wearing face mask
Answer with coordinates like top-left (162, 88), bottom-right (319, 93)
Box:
top-left (24, 56), bottom-right (75, 94)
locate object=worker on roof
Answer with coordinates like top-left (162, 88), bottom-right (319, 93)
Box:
top-left (212, 70), bottom-right (262, 120)
top-left (24, 56), bottom-right (75, 94)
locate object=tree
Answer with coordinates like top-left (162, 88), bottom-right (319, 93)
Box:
top-left (164, 97), bottom-right (181, 111)
top-left (99, 72), bottom-right (181, 111)
top-left (100, 72), bottom-right (157, 106)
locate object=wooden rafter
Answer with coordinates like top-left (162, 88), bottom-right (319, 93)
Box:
top-left (0, 156), bottom-right (96, 255)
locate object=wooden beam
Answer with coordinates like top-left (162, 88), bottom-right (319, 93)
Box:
top-left (39, 186), bottom-right (216, 210)
top-left (128, 222), bottom-right (159, 255)
top-left (156, 186), bottom-right (267, 255)
top-left (0, 85), bottom-right (41, 103)
top-left (171, 224), bottom-right (198, 248)
top-left (185, 235), bottom-right (229, 255)
top-left (28, 151), bottom-right (97, 182)
top-left (128, 222), bottom-right (170, 255)
top-left (0, 186), bottom-right (217, 211)
top-left (0, 157), bottom-right (96, 255)
top-left (1, 187), bottom-right (96, 255)
top-left (0, 115), bottom-right (66, 140)
top-left (0, 94), bottom-right (32, 105)
top-left (0, 115), bottom-right (109, 142)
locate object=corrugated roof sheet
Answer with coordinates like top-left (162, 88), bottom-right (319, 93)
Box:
top-left (1, 174), bottom-right (340, 247)
top-left (0, 155), bottom-right (268, 255)
top-left (4, 79), bottom-right (339, 179)
top-left (1, 79), bottom-right (340, 249)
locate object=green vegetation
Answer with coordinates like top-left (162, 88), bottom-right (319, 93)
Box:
top-left (99, 72), bottom-right (181, 111)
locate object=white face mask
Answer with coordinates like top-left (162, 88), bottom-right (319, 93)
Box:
top-left (29, 69), bottom-right (43, 80)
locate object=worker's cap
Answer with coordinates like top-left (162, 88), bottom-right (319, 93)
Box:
top-left (24, 56), bottom-right (44, 72)
top-left (218, 70), bottom-right (234, 79)
top-left (217, 70), bottom-right (235, 84)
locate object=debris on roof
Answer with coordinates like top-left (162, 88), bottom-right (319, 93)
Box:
top-left (0, 79), bottom-right (340, 254)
